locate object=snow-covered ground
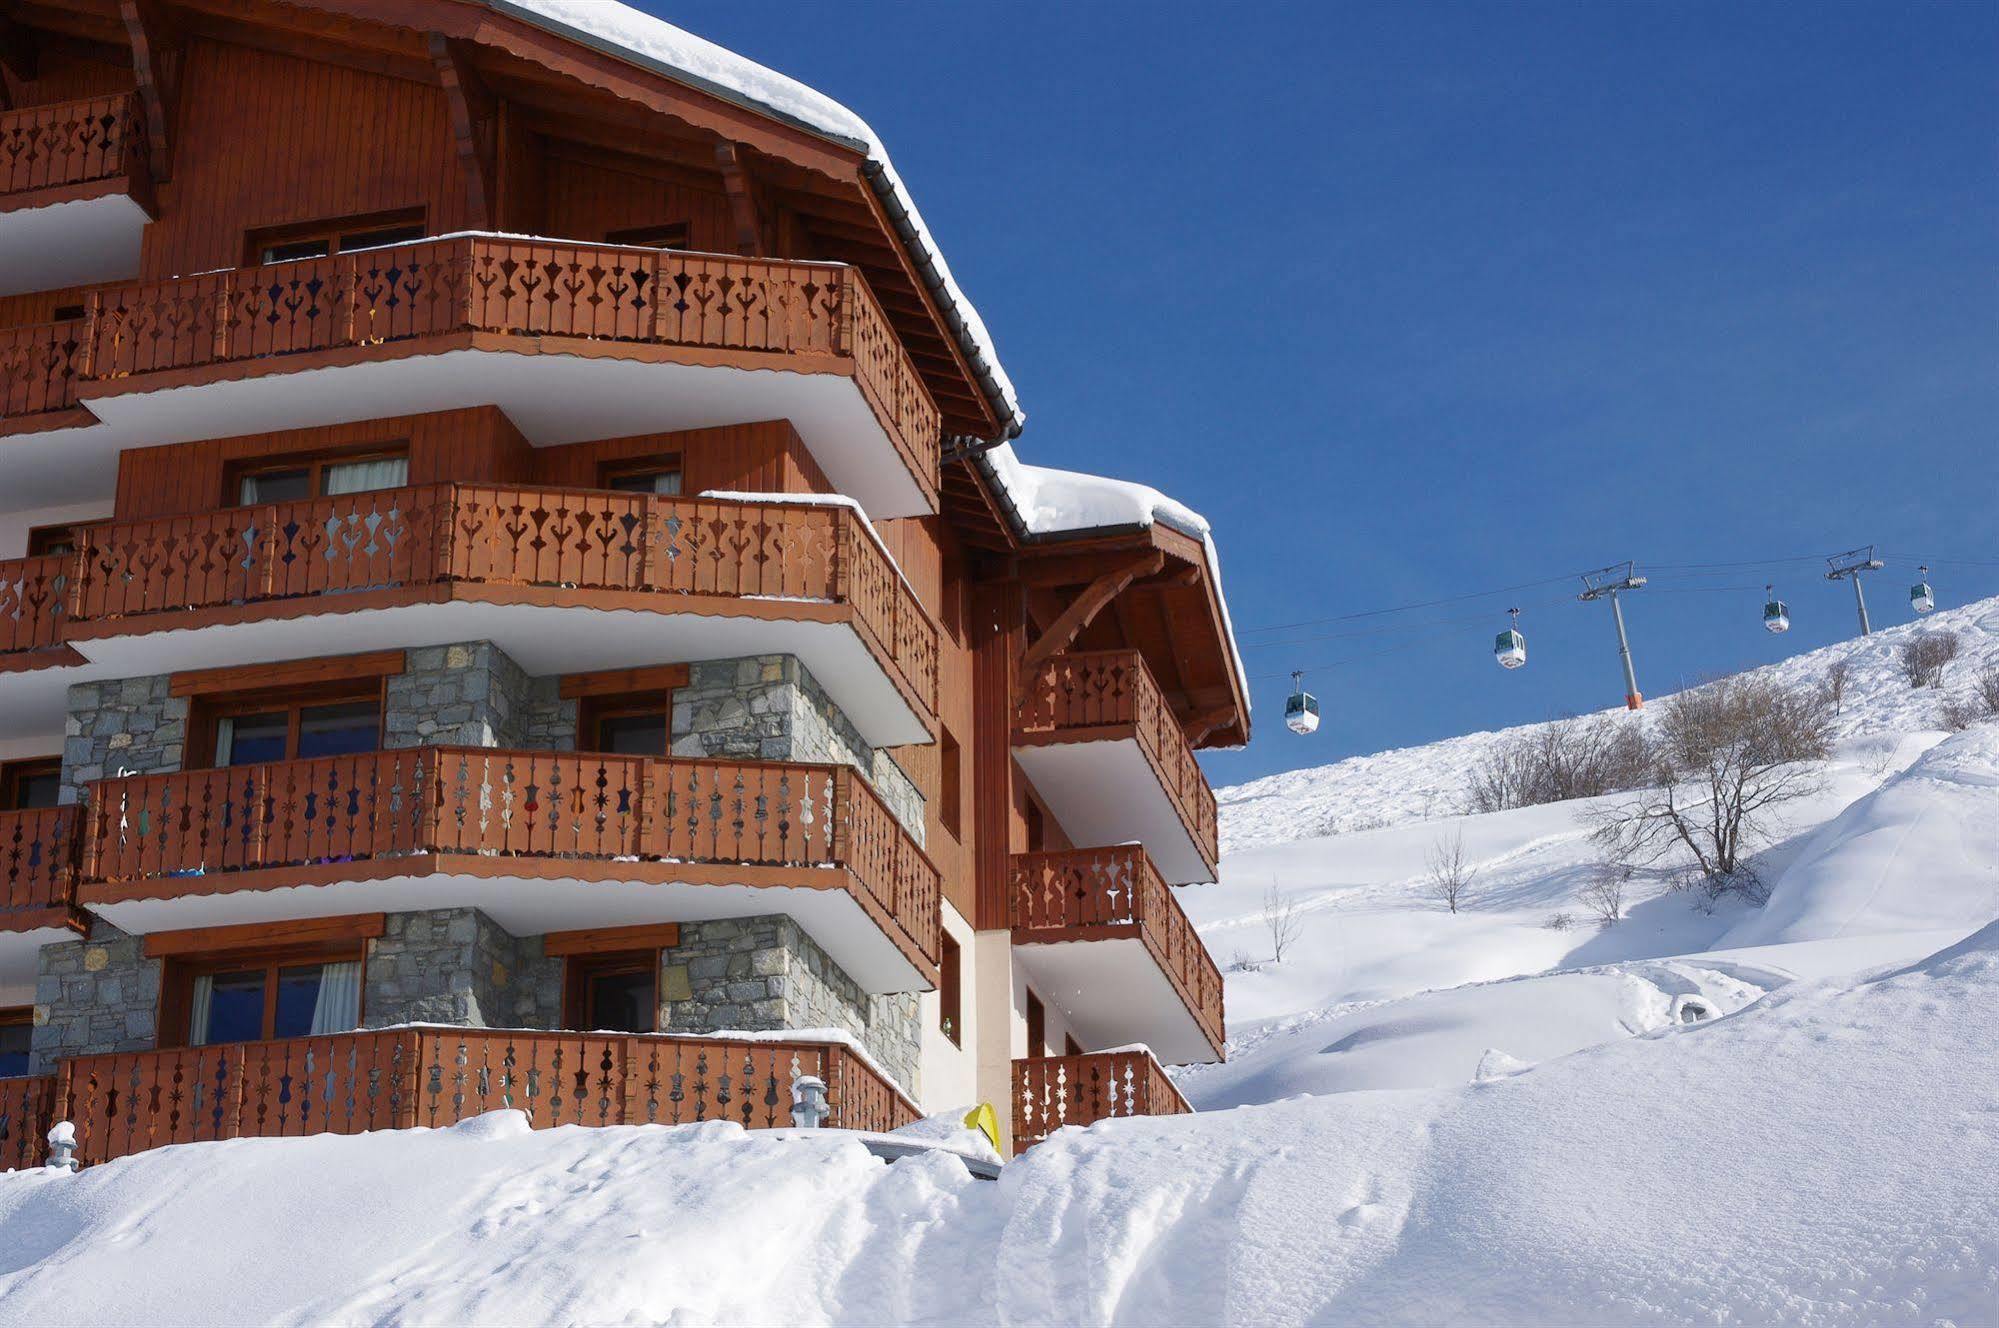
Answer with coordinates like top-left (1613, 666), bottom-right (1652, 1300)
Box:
top-left (3, 602), bottom-right (1994, 1325)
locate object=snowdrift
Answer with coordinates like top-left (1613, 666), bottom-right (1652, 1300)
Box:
top-left (1724, 724), bottom-right (1999, 948)
top-left (3, 926), bottom-right (1994, 1327)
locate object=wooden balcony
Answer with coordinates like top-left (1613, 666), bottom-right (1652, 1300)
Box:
top-left (19, 1027), bottom-right (918, 1168)
top-left (77, 747), bottom-right (941, 991)
top-left (1011, 847), bottom-right (1224, 1063)
top-left (1013, 650), bottom-right (1220, 883)
top-left (0, 553), bottom-right (80, 670)
top-left (55, 483), bottom-right (936, 744)
top-left (0, 806), bottom-right (86, 990)
top-left (0, 238), bottom-right (940, 515)
top-left (0, 1073), bottom-right (56, 1171)
top-left (1011, 1049), bottom-right (1192, 1151)
top-left (0, 95), bottom-right (153, 297)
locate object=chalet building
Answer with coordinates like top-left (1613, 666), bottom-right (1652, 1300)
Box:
top-left (0, 0), bottom-right (1245, 1163)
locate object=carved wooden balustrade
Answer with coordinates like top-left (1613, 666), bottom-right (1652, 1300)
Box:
top-left (0, 93), bottom-right (145, 200)
top-left (76, 747), bottom-right (939, 976)
top-left (58, 483), bottom-right (937, 718)
top-left (0, 319), bottom-right (87, 424)
top-left (71, 236), bottom-right (939, 488)
top-left (0, 1073), bottom-right (56, 1170)
top-left (1014, 649), bottom-right (1220, 868)
top-left (1010, 846), bottom-right (1225, 1058)
top-left (0, 554), bottom-right (71, 658)
top-left (47, 1027), bottom-right (917, 1167)
top-left (0, 806), bottom-right (82, 930)
top-left (1012, 1049), bottom-right (1192, 1151)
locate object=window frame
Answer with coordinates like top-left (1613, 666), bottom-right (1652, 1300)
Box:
top-left (0, 756), bottom-right (62, 812)
top-left (224, 445), bottom-right (411, 509)
top-left (562, 665), bottom-right (690, 759)
top-left (1025, 987), bottom-right (1047, 1059)
top-left (561, 949), bottom-right (661, 1033)
top-left (938, 933), bottom-right (962, 1047)
top-left (24, 520), bottom-right (103, 558)
top-left (597, 453), bottom-right (684, 497)
top-left (160, 943), bottom-right (367, 1049)
top-left (190, 679), bottom-right (387, 770)
top-left (604, 221), bottom-right (691, 251)
top-left (0, 1006), bottom-right (31, 1078)
top-left (245, 208), bottom-right (428, 267)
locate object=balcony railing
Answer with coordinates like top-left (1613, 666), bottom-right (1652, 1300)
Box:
top-left (61, 237), bottom-right (938, 487)
top-left (77, 746), bottom-right (940, 976)
top-left (1015, 649), bottom-right (1219, 868)
top-left (1011, 846), bottom-right (1225, 1058)
top-left (42, 1027), bottom-right (917, 1167)
top-left (0, 319), bottom-right (86, 424)
top-left (0, 805), bottom-right (81, 928)
top-left (0, 553), bottom-right (70, 659)
top-left (0, 94), bottom-right (146, 201)
top-left (0, 1073), bottom-right (55, 1170)
top-left (60, 483), bottom-right (938, 719)
top-left (1012, 1049), bottom-right (1192, 1151)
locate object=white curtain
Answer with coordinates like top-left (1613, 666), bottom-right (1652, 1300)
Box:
top-left (308, 961), bottom-right (363, 1035)
top-left (187, 974), bottom-right (214, 1046)
top-left (323, 457), bottom-right (409, 496)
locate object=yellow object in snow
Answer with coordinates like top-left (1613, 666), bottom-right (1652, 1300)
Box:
top-left (963, 1102), bottom-right (1001, 1153)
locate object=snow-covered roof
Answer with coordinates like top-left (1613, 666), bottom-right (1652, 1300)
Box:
top-left (984, 443), bottom-right (1250, 725)
top-left (485, 0), bottom-right (1022, 437)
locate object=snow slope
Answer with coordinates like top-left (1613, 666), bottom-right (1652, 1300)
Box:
top-left (1220, 595), bottom-right (1999, 851)
top-left (3, 924), bottom-right (1993, 1326)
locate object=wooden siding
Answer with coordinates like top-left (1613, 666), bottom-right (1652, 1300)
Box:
top-left (541, 146), bottom-right (736, 254)
top-left (531, 420), bottom-right (832, 497)
top-left (0, 50), bottom-right (132, 109)
top-left (140, 37), bottom-right (471, 279)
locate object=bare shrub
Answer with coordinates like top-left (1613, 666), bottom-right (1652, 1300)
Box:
top-left (1263, 882), bottom-right (1304, 963)
top-left (1228, 949), bottom-right (1263, 975)
top-left (1542, 911), bottom-right (1576, 932)
top-left (1900, 633), bottom-right (1960, 689)
top-left (1468, 715), bottom-right (1654, 813)
top-left (1821, 660), bottom-right (1851, 716)
top-left (1947, 667), bottom-right (1999, 730)
top-left (1577, 861), bottom-right (1630, 927)
top-left (1981, 668), bottom-right (1999, 716)
top-left (1591, 675), bottom-right (1832, 899)
top-left (1424, 830), bottom-right (1478, 914)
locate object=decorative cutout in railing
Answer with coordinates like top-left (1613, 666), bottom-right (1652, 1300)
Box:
top-left (0, 1074), bottom-right (56, 1171)
top-left (0, 320), bottom-right (86, 420)
top-left (0, 805), bottom-right (79, 917)
top-left (77, 747), bottom-right (939, 970)
top-left (59, 484), bottom-right (937, 714)
top-left (1011, 1050), bottom-right (1192, 1151)
top-left (0, 94), bottom-right (141, 196)
top-left (1010, 846), bottom-right (1226, 1055)
top-left (49, 1028), bottom-right (918, 1167)
top-left (0, 554), bottom-right (69, 654)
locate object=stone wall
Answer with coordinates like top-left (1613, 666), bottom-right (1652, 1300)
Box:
top-left (669, 655), bottom-right (925, 846)
top-left (361, 908), bottom-right (561, 1030)
top-left (59, 676), bottom-right (187, 804)
top-left (384, 643), bottom-right (573, 752)
top-left (29, 921), bottom-right (160, 1073)
top-left (657, 915), bottom-right (920, 1096)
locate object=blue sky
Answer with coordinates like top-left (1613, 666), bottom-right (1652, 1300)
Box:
top-left (647, 0), bottom-right (1999, 785)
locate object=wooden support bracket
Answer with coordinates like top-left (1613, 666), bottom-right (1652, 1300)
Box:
top-left (1016, 551), bottom-right (1162, 693)
top-left (119, 0), bottom-right (179, 182)
top-left (715, 141), bottom-right (765, 256)
top-left (430, 33), bottom-right (498, 228)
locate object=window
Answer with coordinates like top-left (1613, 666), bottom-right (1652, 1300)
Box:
top-left (604, 221), bottom-right (690, 251)
top-left (1064, 1034), bottom-right (1084, 1057)
top-left (250, 210), bottom-right (426, 266)
top-left (0, 1008), bottom-right (30, 1077)
top-left (233, 450), bottom-right (409, 506)
top-left (25, 521), bottom-right (99, 558)
top-left (212, 697), bottom-right (380, 767)
top-left (600, 456), bottom-right (683, 497)
top-left (180, 955), bottom-right (364, 1046)
top-left (938, 934), bottom-right (961, 1046)
top-left (50, 304), bottom-right (86, 322)
top-left (0, 757), bottom-right (61, 811)
top-left (565, 667), bottom-right (687, 758)
top-left (938, 727), bottom-right (963, 840)
top-left (563, 952), bottom-right (658, 1033)
top-left (1025, 800), bottom-right (1046, 853)
top-left (1025, 988), bottom-right (1046, 1059)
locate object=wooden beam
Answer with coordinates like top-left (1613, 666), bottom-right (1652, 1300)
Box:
top-left (430, 33), bottom-right (497, 227)
top-left (1017, 551), bottom-right (1162, 691)
top-left (170, 649), bottom-right (407, 698)
top-left (541, 922), bottom-right (682, 957)
top-left (119, 0), bottom-right (178, 182)
top-left (1181, 703), bottom-right (1236, 747)
top-left (558, 663), bottom-right (690, 699)
top-left (715, 141), bottom-right (764, 256)
top-left (144, 913), bottom-right (387, 958)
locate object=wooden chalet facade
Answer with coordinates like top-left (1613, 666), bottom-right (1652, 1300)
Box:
top-left (0, 0), bottom-right (1245, 1164)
